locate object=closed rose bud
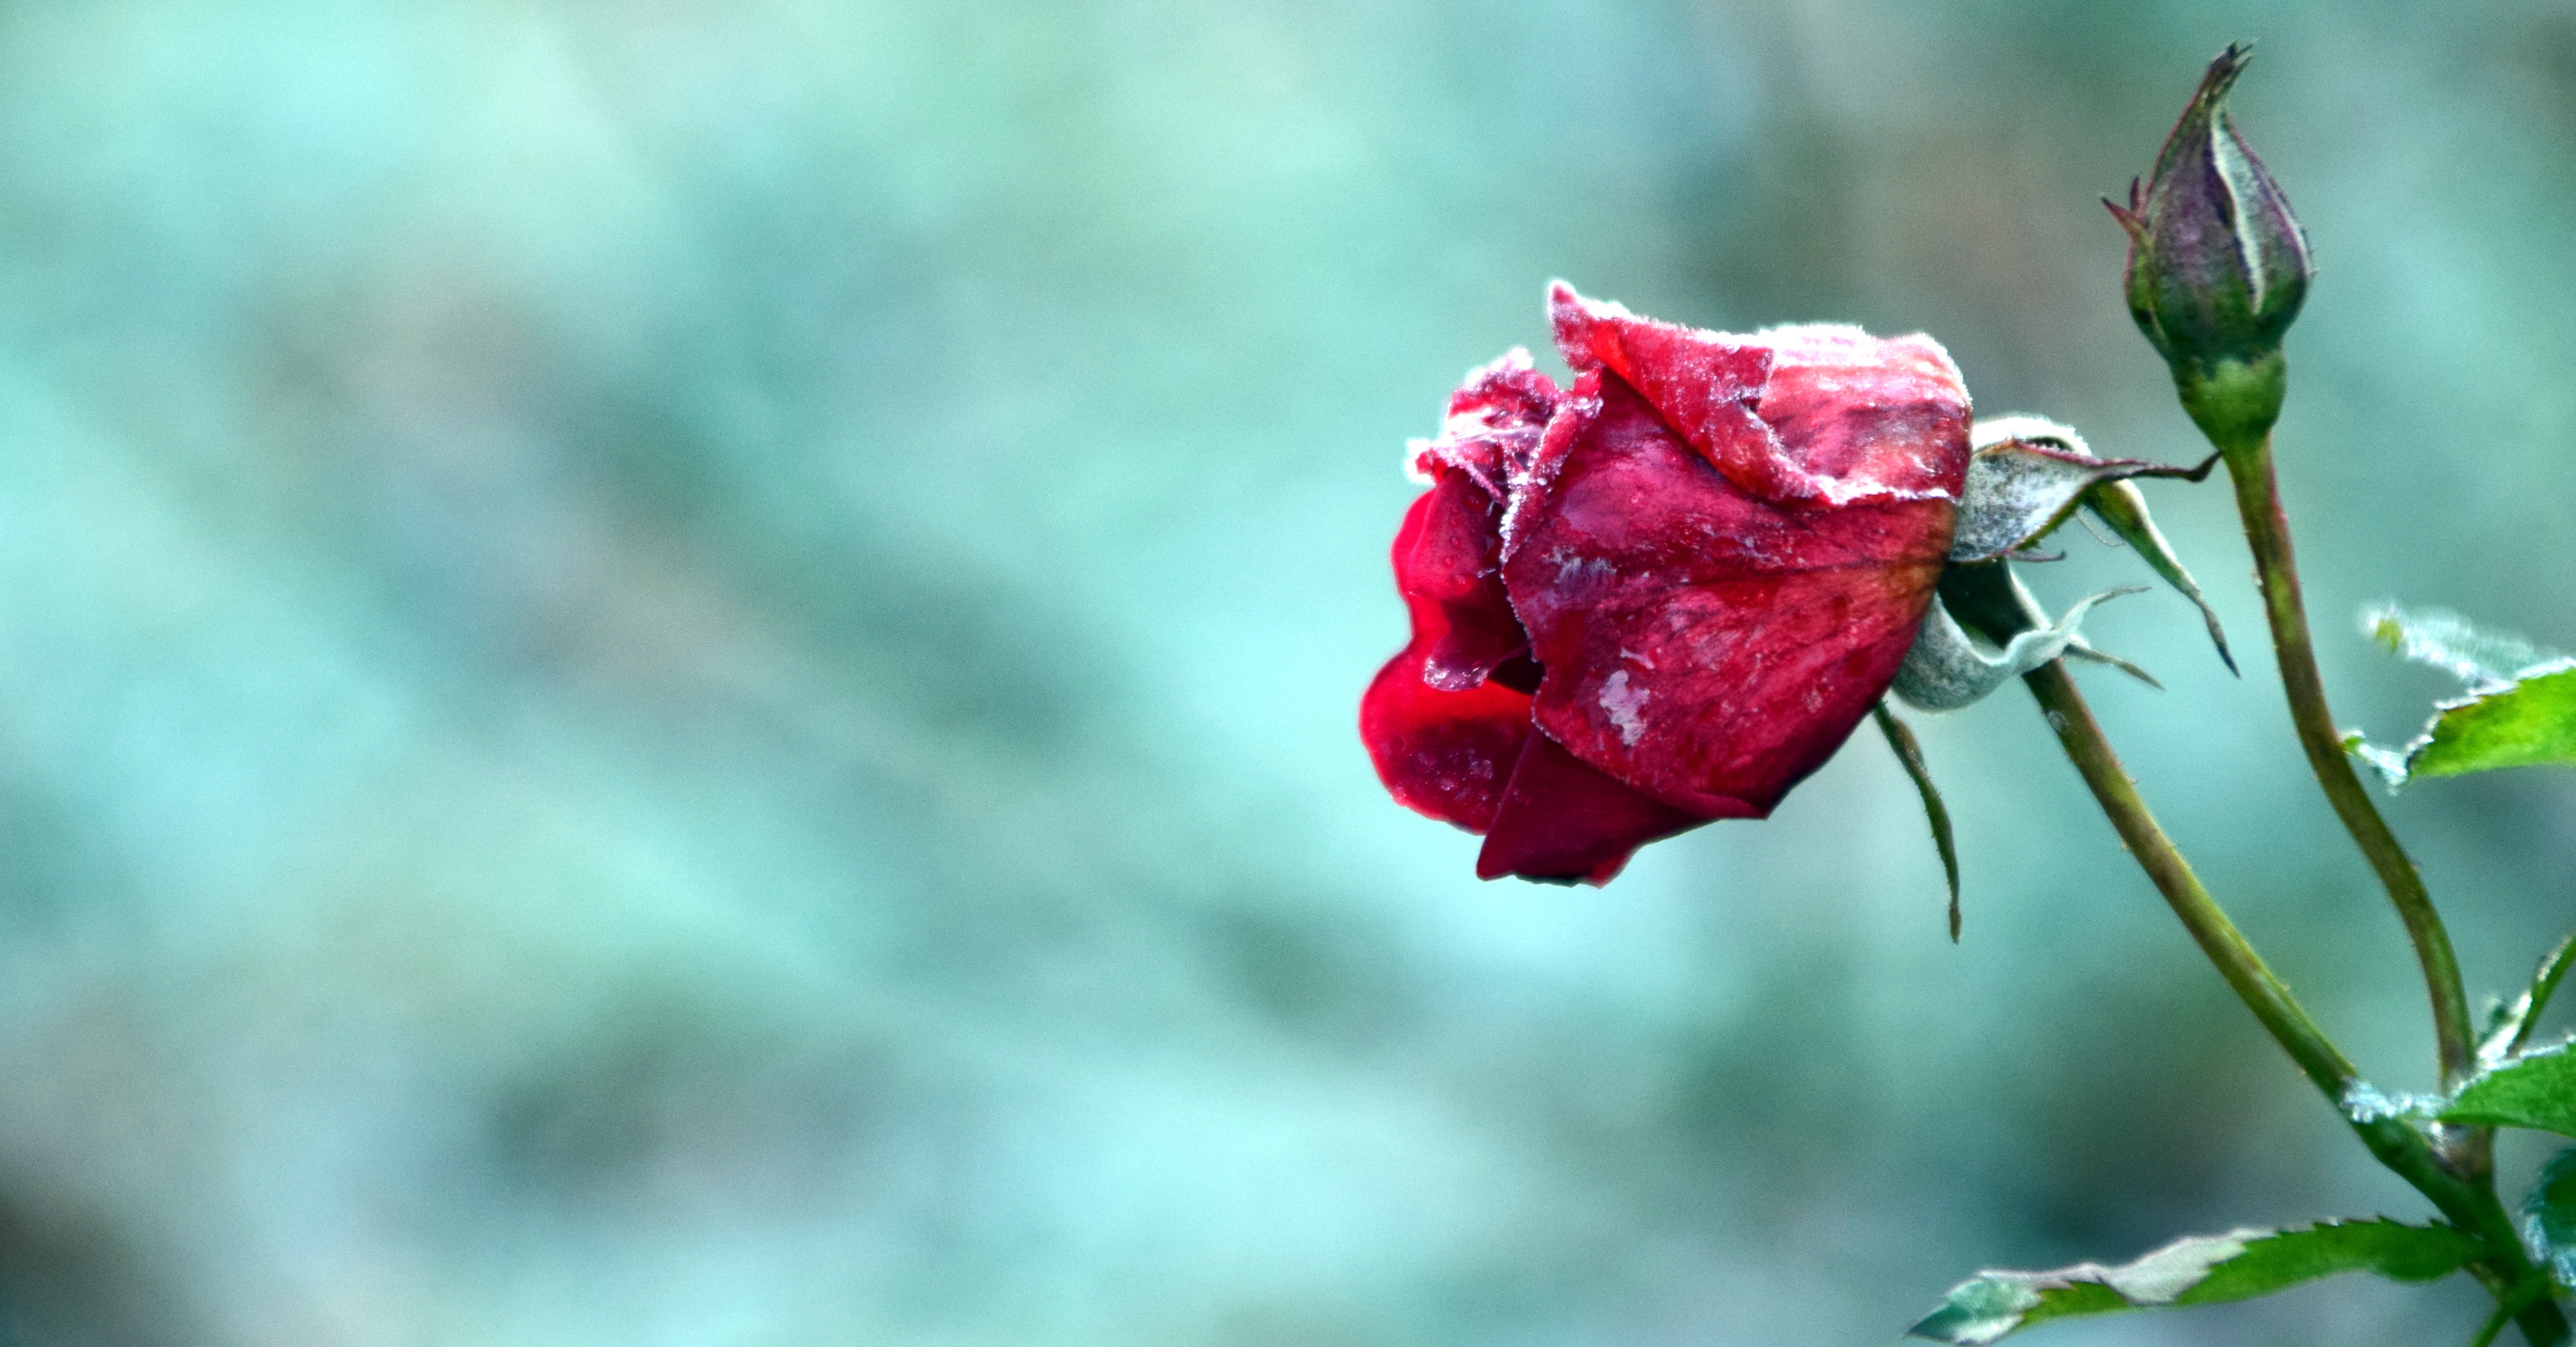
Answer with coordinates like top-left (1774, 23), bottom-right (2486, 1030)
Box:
top-left (1361, 284), bottom-right (1970, 885)
top-left (2106, 44), bottom-right (2313, 451)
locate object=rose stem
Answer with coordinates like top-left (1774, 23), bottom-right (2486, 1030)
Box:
top-left (2475, 1278), bottom-right (2561, 1347)
top-left (2018, 658), bottom-right (2563, 1344)
top-left (2225, 432), bottom-right (2477, 1091)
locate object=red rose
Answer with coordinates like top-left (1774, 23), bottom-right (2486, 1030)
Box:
top-left (1362, 283), bottom-right (1972, 884)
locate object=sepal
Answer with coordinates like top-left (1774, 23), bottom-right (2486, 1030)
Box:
top-left (1893, 585), bottom-right (2144, 713)
top-left (2083, 478), bottom-right (2235, 674)
top-left (1957, 418), bottom-right (2232, 673)
top-left (1873, 702), bottom-right (1961, 940)
top-left (1951, 417), bottom-right (2213, 562)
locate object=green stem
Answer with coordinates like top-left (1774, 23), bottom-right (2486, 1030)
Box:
top-left (2017, 660), bottom-right (2564, 1344)
top-left (2020, 662), bottom-right (2348, 1088)
top-left (2472, 1276), bottom-right (2559, 1347)
top-left (1942, 565), bottom-right (2555, 1338)
top-left (2225, 435), bottom-right (2477, 1091)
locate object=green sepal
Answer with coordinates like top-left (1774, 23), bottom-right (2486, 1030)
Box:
top-left (1892, 587), bottom-right (2143, 713)
top-left (1908, 1219), bottom-right (2484, 1344)
top-left (1872, 702), bottom-right (1961, 941)
top-left (1952, 417), bottom-right (2217, 561)
top-left (1954, 417), bottom-right (2229, 674)
top-left (2082, 476), bottom-right (2235, 674)
top-left (1926, 564), bottom-right (2162, 698)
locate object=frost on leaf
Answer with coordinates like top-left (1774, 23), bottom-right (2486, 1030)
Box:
top-left (1908, 1220), bottom-right (2484, 1344)
top-left (2439, 1040), bottom-right (2576, 1139)
top-left (2345, 605), bottom-right (2576, 789)
top-left (2366, 604), bottom-right (2558, 686)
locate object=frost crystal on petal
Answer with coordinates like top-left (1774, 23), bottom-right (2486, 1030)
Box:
top-left (1600, 670), bottom-right (1650, 747)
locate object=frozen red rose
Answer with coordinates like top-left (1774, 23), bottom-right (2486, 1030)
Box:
top-left (1362, 283), bottom-right (1972, 884)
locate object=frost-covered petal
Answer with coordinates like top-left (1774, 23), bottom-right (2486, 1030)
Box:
top-left (1498, 369), bottom-right (1603, 563)
top-left (1409, 349), bottom-right (1561, 497)
top-left (1547, 281), bottom-right (1966, 507)
top-left (1475, 732), bottom-right (1703, 885)
top-left (1748, 323), bottom-right (1973, 502)
top-left (1501, 371), bottom-right (1962, 818)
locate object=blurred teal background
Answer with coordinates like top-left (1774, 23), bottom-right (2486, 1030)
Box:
top-left (0, 1), bottom-right (2571, 1343)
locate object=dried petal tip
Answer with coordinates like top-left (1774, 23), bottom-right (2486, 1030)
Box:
top-left (2116, 43), bottom-right (2312, 451)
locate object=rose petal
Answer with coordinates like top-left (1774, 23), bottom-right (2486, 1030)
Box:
top-left (1363, 650), bottom-right (1534, 834)
top-left (1363, 432), bottom-right (1540, 833)
top-left (1409, 349), bottom-right (1561, 498)
top-left (1548, 282), bottom-right (1966, 508)
top-left (1752, 325), bottom-right (1974, 502)
top-left (1499, 369), bottom-right (1602, 563)
top-left (1397, 453), bottom-right (1528, 691)
top-left (1548, 282), bottom-right (1793, 499)
top-left (1476, 731), bottom-right (1705, 884)
top-left (1502, 372), bottom-right (1962, 818)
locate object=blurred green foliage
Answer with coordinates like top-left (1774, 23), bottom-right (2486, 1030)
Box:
top-left (0, 1), bottom-right (2570, 1343)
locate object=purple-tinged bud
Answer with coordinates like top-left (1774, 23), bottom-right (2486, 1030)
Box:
top-left (2106, 44), bottom-right (2312, 452)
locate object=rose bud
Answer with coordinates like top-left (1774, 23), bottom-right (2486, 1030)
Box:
top-left (2106, 43), bottom-right (2313, 451)
top-left (1361, 284), bottom-right (1971, 885)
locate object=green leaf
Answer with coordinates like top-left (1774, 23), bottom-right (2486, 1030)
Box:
top-left (1907, 1220), bottom-right (2483, 1344)
top-left (2526, 1149), bottom-right (2576, 1290)
top-left (2346, 606), bottom-right (2576, 788)
top-left (2405, 664), bottom-right (2576, 781)
top-left (1872, 702), bottom-right (1960, 941)
top-left (2440, 1040), bottom-right (2576, 1137)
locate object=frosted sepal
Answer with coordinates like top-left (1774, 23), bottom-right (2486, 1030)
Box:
top-left (1893, 586), bottom-right (2143, 712)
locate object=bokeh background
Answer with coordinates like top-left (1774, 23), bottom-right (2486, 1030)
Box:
top-left (0, 0), bottom-right (2571, 1343)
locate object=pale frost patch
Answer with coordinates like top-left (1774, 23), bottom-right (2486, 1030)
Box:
top-left (1600, 671), bottom-right (1650, 746)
